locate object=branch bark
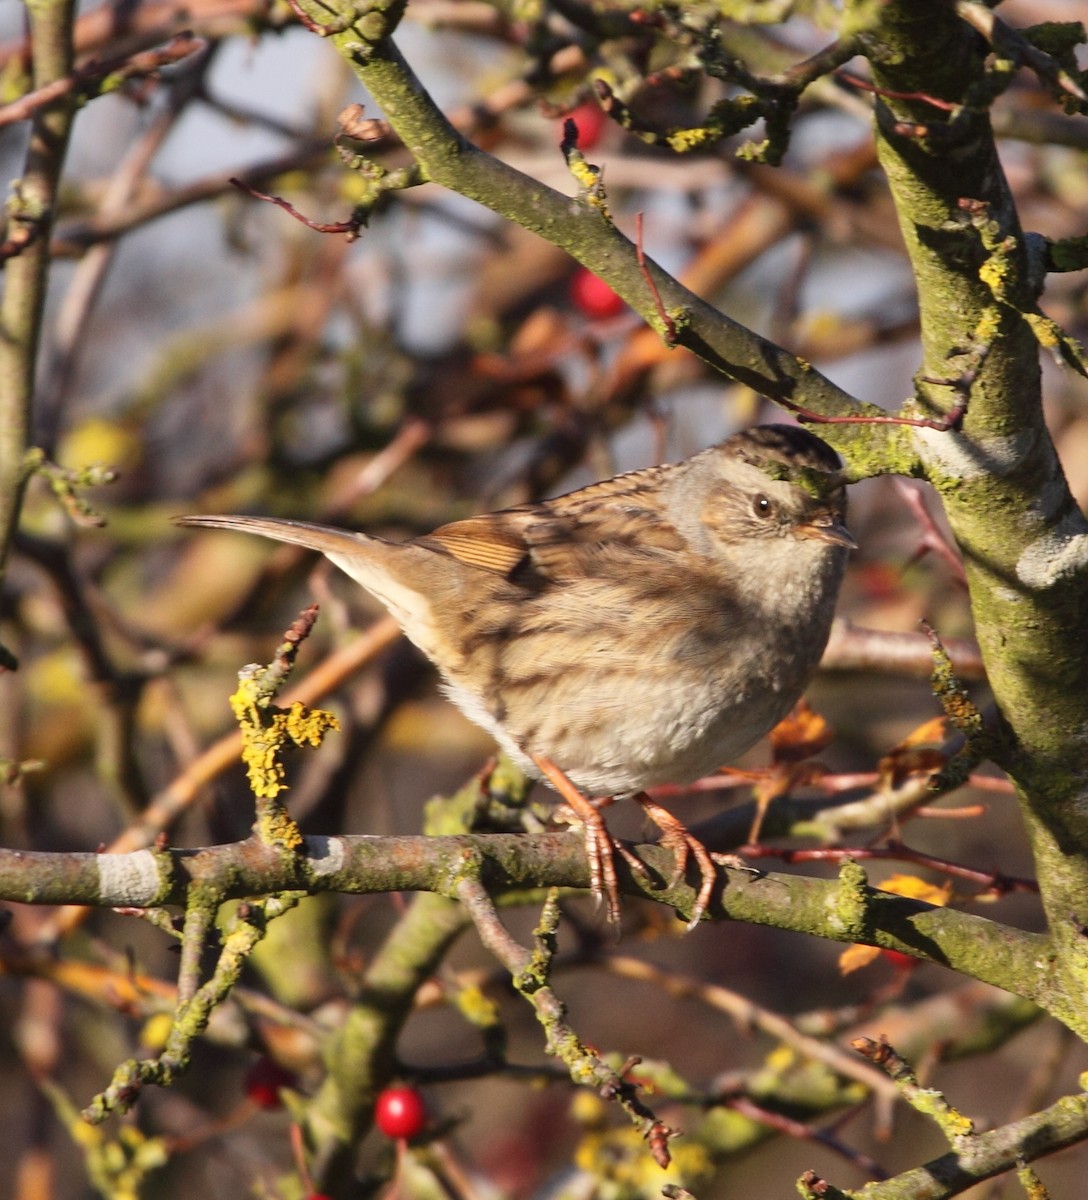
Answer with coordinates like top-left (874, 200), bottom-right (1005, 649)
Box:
top-left (0, 0), bottom-right (78, 597)
top-left (866, 0), bottom-right (1088, 1031)
top-left (0, 833), bottom-right (1071, 1029)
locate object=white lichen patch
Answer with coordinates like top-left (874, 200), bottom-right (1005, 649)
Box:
top-left (1016, 508), bottom-right (1088, 590)
top-left (306, 835), bottom-right (346, 876)
top-left (915, 425), bottom-right (1036, 481)
top-left (97, 849), bottom-right (161, 906)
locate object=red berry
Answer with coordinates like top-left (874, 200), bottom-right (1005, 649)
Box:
top-left (375, 1086), bottom-right (427, 1140)
top-left (880, 949), bottom-right (918, 971)
top-left (561, 101), bottom-right (607, 149)
top-left (244, 1057), bottom-right (297, 1110)
top-left (569, 268), bottom-right (626, 320)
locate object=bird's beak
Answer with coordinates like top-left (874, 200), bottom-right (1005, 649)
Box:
top-left (800, 513), bottom-right (857, 550)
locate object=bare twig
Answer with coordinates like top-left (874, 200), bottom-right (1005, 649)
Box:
top-left (953, 0), bottom-right (1088, 105)
top-left (229, 176), bottom-right (367, 239)
top-left (457, 881), bottom-right (676, 1167)
top-left (0, 33), bottom-right (205, 129)
top-left (894, 481), bottom-right (969, 588)
top-left (737, 842), bottom-right (1037, 899)
top-left (725, 1093), bottom-right (886, 1179)
top-left (634, 212), bottom-right (676, 344)
top-left (837, 71), bottom-right (960, 113)
top-left (822, 620), bottom-right (983, 681)
top-left (37, 41), bottom-right (209, 447)
top-left (600, 956), bottom-right (900, 1104)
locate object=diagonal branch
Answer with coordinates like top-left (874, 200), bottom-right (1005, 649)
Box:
top-left (300, 4), bottom-right (911, 471)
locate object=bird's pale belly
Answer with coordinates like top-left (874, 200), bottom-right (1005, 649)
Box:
top-left (442, 652), bottom-right (811, 799)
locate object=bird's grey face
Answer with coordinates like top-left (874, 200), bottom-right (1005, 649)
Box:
top-left (668, 426), bottom-right (853, 570)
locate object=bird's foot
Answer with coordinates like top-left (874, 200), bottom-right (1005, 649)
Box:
top-left (635, 796), bottom-right (738, 931)
top-left (533, 755), bottom-right (649, 924)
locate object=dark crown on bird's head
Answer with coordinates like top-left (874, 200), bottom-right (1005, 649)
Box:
top-left (725, 424), bottom-right (844, 501)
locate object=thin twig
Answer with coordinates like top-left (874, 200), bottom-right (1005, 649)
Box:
top-left (0, 33), bottom-right (205, 129)
top-left (725, 1093), bottom-right (887, 1179)
top-left (456, 880), bottom-right (676, 1167)
top-left (634, 212), bottom-right (676, 344)
top-left (953, 0), bottom-right (1088, 105)
top-left (893, 480), bottom-right (969, 588)
top-left (600, 956), bottom-right (901, 1103)
top-left (737, 841), bottom-right (1038, 897)
top-left (836, 71), bottom-right (959, 113)
top-left (229, 176), bottom-right (366, 239)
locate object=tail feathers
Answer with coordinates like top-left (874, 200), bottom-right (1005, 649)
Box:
top-left (174, 514), bottom-right (376, 557)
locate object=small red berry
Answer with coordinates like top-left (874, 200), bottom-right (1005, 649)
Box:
top-left (244, 1057), bottom-right (297, 1110)
top-left (880, 949), bottom-right (918, 971)
top-left (561, 101), bottom-right (607, 149)
top-left (375, 1086), bottom-right (427, 1140)
top-left (569, 268), bottom-right (626, 320)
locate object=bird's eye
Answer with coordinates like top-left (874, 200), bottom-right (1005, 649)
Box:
top-left (752, 494), bottom-right (774, 518)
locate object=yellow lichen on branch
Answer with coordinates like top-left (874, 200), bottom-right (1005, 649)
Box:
top-left (226, 606), bottom-right (340, 848)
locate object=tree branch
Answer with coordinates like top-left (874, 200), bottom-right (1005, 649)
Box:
top-left (307, 6), bottom-right (912, 473)
top-left (0, 833), bottom-right (1069, 1029)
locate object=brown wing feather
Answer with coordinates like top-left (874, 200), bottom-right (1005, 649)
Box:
top-left (418, 460), bottom-right (683, 583)
top-left (419, 512), bottom-right (534, 576)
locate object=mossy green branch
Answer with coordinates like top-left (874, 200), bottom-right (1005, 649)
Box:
top-left (83, 891), bottom-right (303, 1123)
top-left (0, 832), bottom-right (1070, 1026)
top-left (0, 0), bottom-right (78, 597)
top-left (854, 1037), bottom-right (975, 1143)
top-left (867, 0), bottom-right (1088, 1035)
top-left (840, 1089), bottom-right (1088, 1199)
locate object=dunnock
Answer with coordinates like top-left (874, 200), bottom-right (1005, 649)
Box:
top-left (177, 424), bottom-right (854, 925)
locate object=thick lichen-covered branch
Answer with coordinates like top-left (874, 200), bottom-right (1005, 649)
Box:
top-left (0, 831), bottom-right (1071, 1028)
top-left (806, 1039), bottom-right (1088, 1199)
top-left (864, 0), bottom-right (1088, 1037)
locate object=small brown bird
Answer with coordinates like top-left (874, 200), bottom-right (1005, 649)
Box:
top-left (176, 424), bottom-right (854, 925)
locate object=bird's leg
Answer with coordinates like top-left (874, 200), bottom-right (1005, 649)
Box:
top-left (633, 795), bottom-right (745, 930)
top-left (532, 754), bottom-right (648, 923)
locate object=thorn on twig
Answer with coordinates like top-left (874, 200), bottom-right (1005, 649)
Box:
top-left (0, 217), bottom-right (44, 262)
top-left (783, 398), bottom-right (964, 432)
top-left (836, 72), bottom-right (959, 112)
top-left (893, 121), bottom-right (932, 140)
top-left (635, 213), bottom-right (677, 345)
top-left (229, 177), bottom-right (367, 241)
